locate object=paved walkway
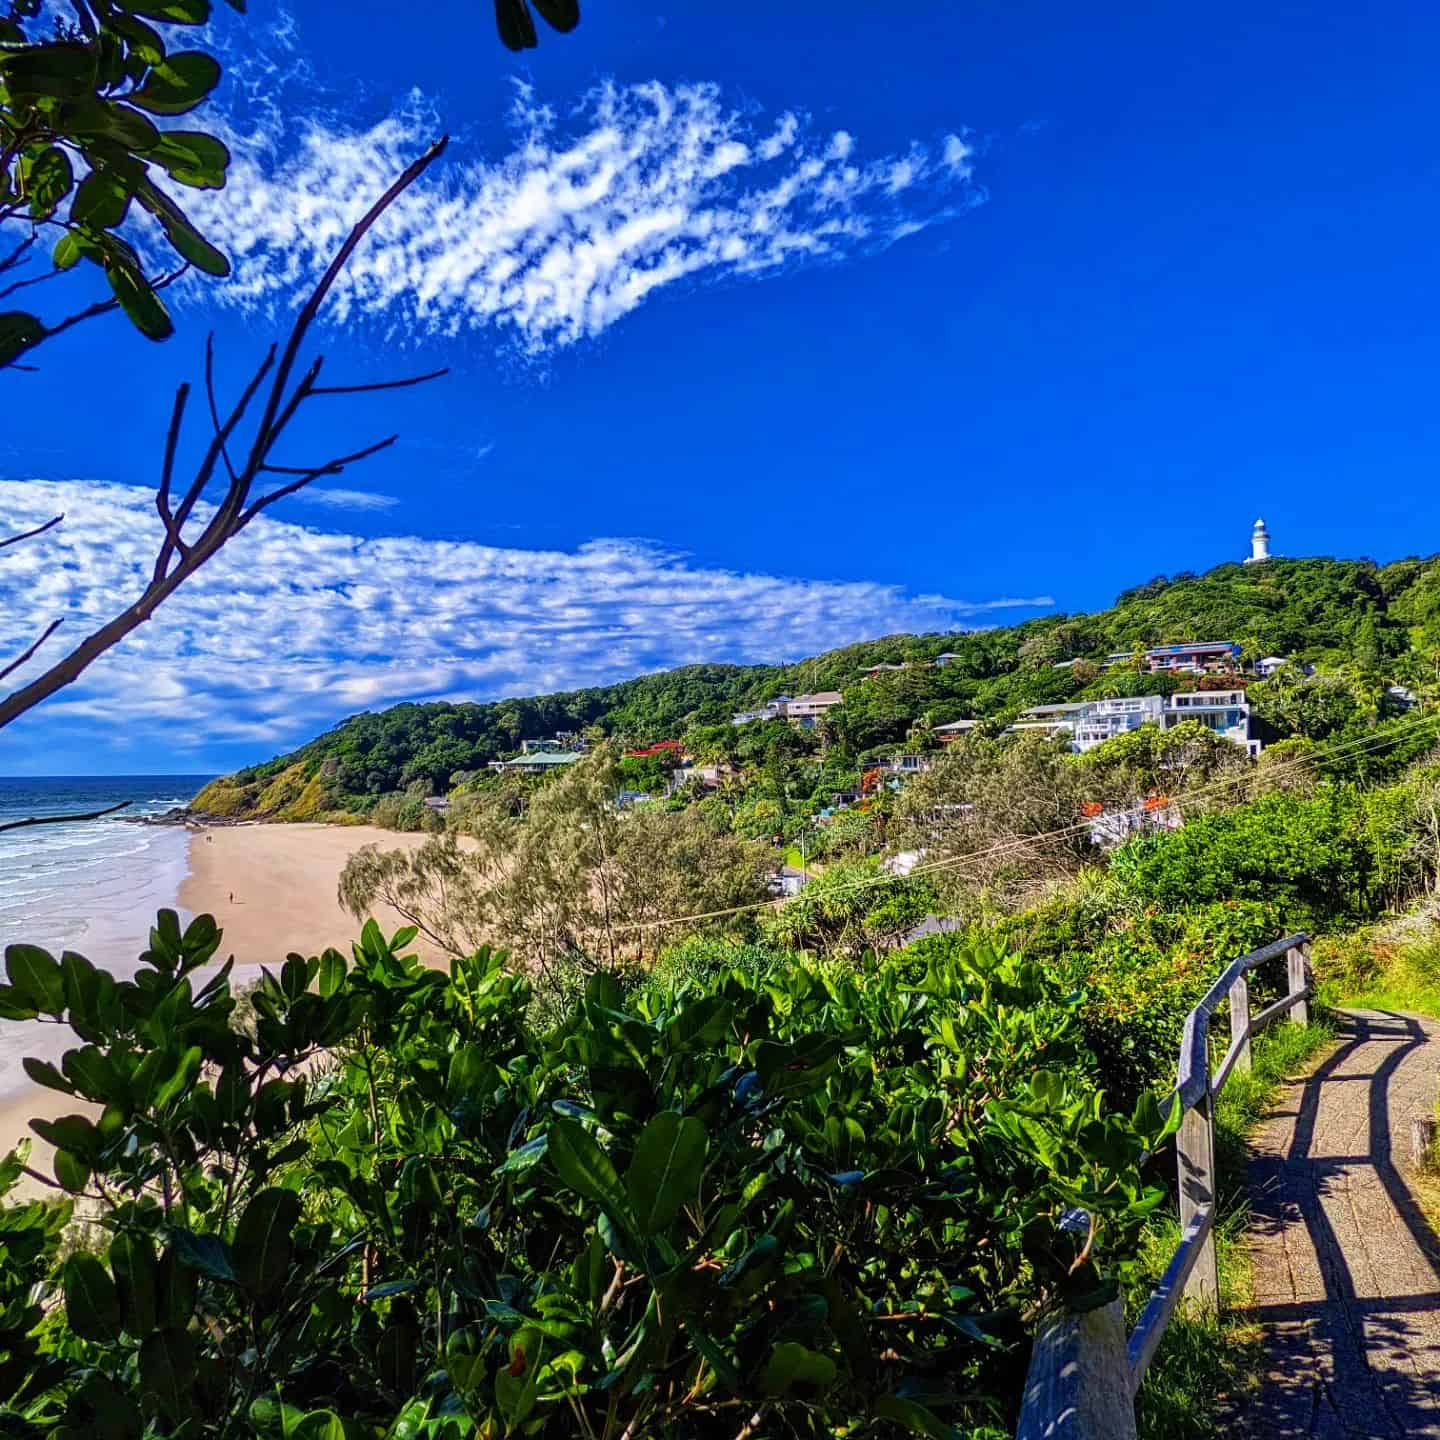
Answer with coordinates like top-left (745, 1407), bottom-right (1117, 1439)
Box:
top-left (1239, 1010), bottom-right (1440, 1438)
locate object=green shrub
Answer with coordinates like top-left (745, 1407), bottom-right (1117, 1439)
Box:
top-left (650, 935), bottom-right (792, 988)
top-left (901, 897), bottom-right (1285, 1107)
top-left (0, 914), bottom-right (1179, 1438)
top-left (1111, 790), bottom-right (1383, 927)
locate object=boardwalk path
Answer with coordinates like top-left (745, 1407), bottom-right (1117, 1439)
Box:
top-left (1239, 1010), bottom-right (1440, 1438)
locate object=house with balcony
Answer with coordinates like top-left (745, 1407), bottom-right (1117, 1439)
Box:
top-left (785, 692), bottom-right (843, 728)
top-left (731, 695), bottom-right (792, 726)
top-left (1071, 694), bottom-right (1166, 749)
top-left (1164, 689), bottom-right (1258, 753)
top-left (934, 719), bottom-right (979, 742)
top-left (1010, 702), bottom-right (1088, 742)
top-left (1013, 689), bottom-right (1258, 756)
top-left (1104, 641), bottom-right (1242, 675)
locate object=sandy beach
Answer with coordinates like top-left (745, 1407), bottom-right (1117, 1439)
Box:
top-left (179, 822), bottom-right (443, 967)
top-left (0, 821), bottom-right (440, 1189)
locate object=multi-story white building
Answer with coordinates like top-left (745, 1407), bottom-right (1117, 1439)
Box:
top-left (731, 692), bottom-right (843, 728)
top-left (1072, 694), bottom-right (1166, 749)
top-left (1164, 689), bottom-right (1257, 752)
top-left (1014, 689), bottom-right (1259, 756)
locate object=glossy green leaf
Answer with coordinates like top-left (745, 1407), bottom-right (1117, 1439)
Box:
top-left (54, 1149), bottom-right (89, 1194)
top-left (103, 259), bottom-right (174, 341)
top-left (139, 1327), bottom-right (195, 1422)
top-left (233, 1187), bottom-right (299, 1299)
top-left (31, 1113), bottom-right (98, 1160)
top-left (152, 1045), bottom-right (202, 1109)
top-left (548, 1117), bottom-right (632, 1222)
top-left (22, 1057), bottom-right (75, 1095)
top-left (6, 944), bottom-right (66, 1014)
top-left (0, 312), bottom-right (44, 368)
top-left (165, 1226), bottom-right (236, 1283)
top-left (292, 1412), bottom-right (345, 1440)
top-left (26, 147), bottom-right (73, 220)
top-left (63, 1253), bottom-right (124, 1344)
top-left (759, 1341), bottom-right (837, 1396)
top-left (317, 949), bottom-right (346, 999)
top-left (872, 1396), bottom-right (968, 1439)
top-left (127, 50), bottom-right (220, 114)
top-left (62, 1045), bottom-right (123, 1104)
top-left (110, 1232), bottom-right (158, 1338)
top-left (0, 43), bottom-right (98, 98)
top-left (149, 129), bottom-right (229, 189)
top-left (72, 168), bottom-right (133, 229)
top-left (625, 1110), bottom-right (707, 1235)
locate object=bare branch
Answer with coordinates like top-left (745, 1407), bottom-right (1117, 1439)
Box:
top-left (203, 332), bottom-right (239, 486)
top-left (0, 234), bottom-right (35, 279)
top-left (309, 367), bottom-right (451, 397)
top-left (0, 513), bottom-right (62, 550)
top-left (0, 264), bottom-right (66, 303)
top-left (0, 139), bottom-right (450, 736)
top-left (0, 800), bottom-right (132, 834)
top-left (0, 617), bottom-right (63, 681)
top-left (153, 384), bottom-right (192, 584)
top-left (240, 136), bottom-right (450, 483)
top-left (244, 435), bottom-right (398, 520)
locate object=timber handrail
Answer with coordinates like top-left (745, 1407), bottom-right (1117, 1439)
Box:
top-left (1015, 931), bottom-right (1313, 1440)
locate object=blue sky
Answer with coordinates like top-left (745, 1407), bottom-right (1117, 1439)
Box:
top-left (3, 0), bottom-right (1439, 774)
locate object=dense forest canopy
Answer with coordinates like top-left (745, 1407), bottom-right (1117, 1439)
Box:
top-left (194, 553), bottom-right (1440, 819)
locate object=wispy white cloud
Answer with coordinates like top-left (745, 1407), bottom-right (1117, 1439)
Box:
top-left (0, 480), bottom-right (1049, 757)
top-left (291, 488), bottom-right (400, 512)
top-left (184, 79), bottom-right (981, 353)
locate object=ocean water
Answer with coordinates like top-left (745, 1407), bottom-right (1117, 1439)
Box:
top-left (0, 775), bottom-right (213, 967)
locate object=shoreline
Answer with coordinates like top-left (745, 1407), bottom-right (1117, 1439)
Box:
top-left (177, 822), bottom-right (441, 968)
top-left (0, 820), bottom-right (439, 1187)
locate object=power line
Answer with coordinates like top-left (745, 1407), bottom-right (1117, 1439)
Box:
top-left (611, 707), bottom-right (1440, 935)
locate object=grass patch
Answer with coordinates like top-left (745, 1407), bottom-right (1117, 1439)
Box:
top-left (1132, 1017), bottom-right (1335, 1439)
top-left (1312, 919), bottom-right (1440, 1017)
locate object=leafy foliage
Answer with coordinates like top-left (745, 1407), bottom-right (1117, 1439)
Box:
top-left (0, 914), bottom-right (1180, 1438)
top-left (1, 0), bottom-right (238, 366)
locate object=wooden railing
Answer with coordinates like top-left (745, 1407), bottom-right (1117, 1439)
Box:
top-left (1014, 932), bottom-right (1313, 1440)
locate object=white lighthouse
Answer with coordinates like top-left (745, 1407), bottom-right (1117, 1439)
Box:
top-left (1245, 517), bottom-right (1272, 565)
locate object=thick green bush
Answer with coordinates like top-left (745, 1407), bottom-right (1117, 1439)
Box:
top-left (1111, 789), bottom-right (1387, 926)
top-left (0, 913), bottom-right (1178, 1439)
top-left (902, 896), bottom-right (1286, 1106)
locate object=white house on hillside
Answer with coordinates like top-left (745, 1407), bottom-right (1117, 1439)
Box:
top-left (1013, 690), bottom-right (1259, 756)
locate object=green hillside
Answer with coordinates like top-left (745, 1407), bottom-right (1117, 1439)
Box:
top-left (193, 554), bottom-right (1440, 821)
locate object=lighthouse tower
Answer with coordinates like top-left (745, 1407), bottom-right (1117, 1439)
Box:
top-left (1245, 517), bottom-right (1272, 565)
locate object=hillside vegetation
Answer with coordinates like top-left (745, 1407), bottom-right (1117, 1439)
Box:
top-left (193, 555), bottom-right (1440, 821)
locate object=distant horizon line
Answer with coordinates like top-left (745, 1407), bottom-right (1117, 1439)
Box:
top-left (0, 773), bottom-right (219, 781)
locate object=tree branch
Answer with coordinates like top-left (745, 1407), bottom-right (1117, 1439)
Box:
top-left (0, 513), bottom-right (62, 550)
top-left (0, 800), bottom-right (131, 834)
top-left (0, 234), bottom-right (36, 279)
top-left (309, 367), bottom-right (450, 396)
top-left (0, 617), bottom-right (63, 681)
top-left (0, 138), bottom-right (450, 736)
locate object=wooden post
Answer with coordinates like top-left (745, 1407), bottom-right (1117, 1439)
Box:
top-left (1287, 945), bottom-right (1310, 1028)
top-left (1411, 1115), bottom-right (1439, 1170)
top-left (1015, 1296), bottom-right (1137, 1440)
top-left (1176, 1093), bottom-right (1218, 1306)
top-left (1229, 973), bottom-right (1252, 1076)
